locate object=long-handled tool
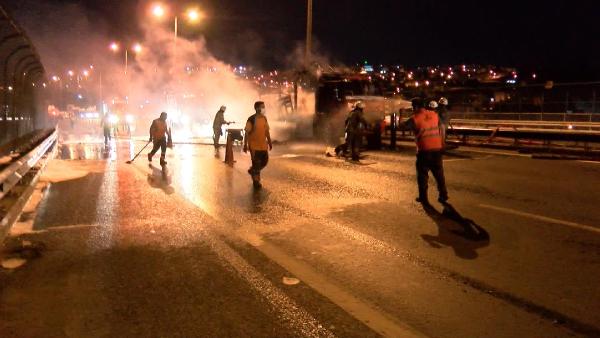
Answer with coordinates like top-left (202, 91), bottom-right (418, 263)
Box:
top-left (126, 141), bottom-right (151, 164)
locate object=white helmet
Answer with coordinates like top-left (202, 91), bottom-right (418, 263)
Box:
top-left (355, 101), bottom-right (366, 109)
top-left (428, 100), bottom-right (438, 109)
top-left (439, 97), bottom-right (448, 106)
top-left (220, 105), bottom-right (226, 111)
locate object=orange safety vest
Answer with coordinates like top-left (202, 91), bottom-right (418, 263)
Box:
top-left (413, 108), bottom-right (442, 151)
top-left (151, 119), bottom-right (168, 140)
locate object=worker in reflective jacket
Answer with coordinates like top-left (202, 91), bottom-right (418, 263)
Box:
top-left (400, 98), bottom-right (448, 206)
top-left (148, 112), bottom-right (171, 165)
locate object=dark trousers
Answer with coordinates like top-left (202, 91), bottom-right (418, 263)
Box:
top-left (250, 150), bottom-right (269, 177)
top-left (416, 151), bottom-right (448, 202)
top-left (348, 133), bottom-right (361, 160)
top-left (103, 128), bottom-right (111, 144)
top-left (149, 138), bottom-right (167, 161)
top-left (213, 129), bottom-right (222, 149)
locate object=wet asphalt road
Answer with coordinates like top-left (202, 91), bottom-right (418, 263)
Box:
top-left (1, 137), bottom-right (600, 338)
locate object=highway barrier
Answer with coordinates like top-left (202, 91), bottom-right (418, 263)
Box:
top-left (0, 128), bottom-right (56, 243)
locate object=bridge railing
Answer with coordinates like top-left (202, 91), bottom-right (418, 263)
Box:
top-left (449, 112), bottom-right (600, 123)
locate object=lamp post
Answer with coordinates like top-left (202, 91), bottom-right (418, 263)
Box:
top-left (150, 3), bottom-right (202, 72)
top-left (305, 0), bottom-right (313, 67)
top-left (109, 42), bottom-right (142, 110)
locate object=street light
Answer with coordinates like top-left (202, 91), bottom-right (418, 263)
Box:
top-left (186, 8), bottom-right (202, 22)
top-left (152, 4), bottom-right (165, 18)
top-left (109, 41), bottom-right (142, 74)
top-left (149, 3), bottom-right (202, 65)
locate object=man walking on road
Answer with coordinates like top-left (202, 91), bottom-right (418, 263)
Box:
top-left (243, 101), bottom-right (272, 189)
top-left (148, 112), bottom-right (171, 166)
top-left (401, 98), bottom-right (448, 206)
top-left (213, 105), bottom-right (231, 150)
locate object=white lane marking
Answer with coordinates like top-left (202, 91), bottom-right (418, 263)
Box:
top-left (578, 160), bottom-right (600, 165)
top-left (444, 158), bottom-right (471, 162)
top-left (479, 204), bottom-right (600, 234)
top-left (254, 240), bottom-right (426, 338)
top-left (456, 148), bottom-right (530, 157)
top-left (205, 233), bottom-right (335, 338)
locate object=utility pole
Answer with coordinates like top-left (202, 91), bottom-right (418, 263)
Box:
top-left (305, 0), bottom-right (313, 67)
top-left (174, 16), bottom-right (178, 68)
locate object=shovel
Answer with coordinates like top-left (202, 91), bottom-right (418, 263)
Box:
top-left (126, 141), bottom-right (151, 164)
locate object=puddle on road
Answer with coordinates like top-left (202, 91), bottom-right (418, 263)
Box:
top-left (58, 143), bottom-right (116, 160)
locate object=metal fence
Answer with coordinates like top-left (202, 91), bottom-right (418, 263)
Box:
top-left (0, 5), bottom-right (45, 150)
top-left (449, 112), bottom-right (600, 123)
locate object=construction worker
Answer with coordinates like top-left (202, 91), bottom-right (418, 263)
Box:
top-left (212, 105), bottom-right (231, 150)
top-left (148, 112), bottom-right (170, 166)
top-left (437, 97), bottom-right (450, 145)
top-left (345, 101), bottom-right (368, 161)
top-left (243, 101), bottom-right (272, 189)
top-left (400, 98), bottom-right (448, 206)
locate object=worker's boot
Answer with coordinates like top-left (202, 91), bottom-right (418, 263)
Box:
top-left (160, 158), bottom-right (167, 166)
top-left (416, 196), bottom-right (430, 207)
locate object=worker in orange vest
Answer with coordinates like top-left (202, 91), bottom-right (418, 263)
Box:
top-left (243, 101), bottom-right (273, 189)
top-left (400, 98), bottom-right (448, 206)
top-left (148, 112), bottom-right (171, 166)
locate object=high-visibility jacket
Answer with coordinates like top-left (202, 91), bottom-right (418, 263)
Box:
top-left (150, 118), bottom-right (168, 140)
top-left (413, 108), bottom-right (442, 151)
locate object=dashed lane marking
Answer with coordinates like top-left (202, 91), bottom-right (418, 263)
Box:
top-left (479, 204), bottom-right (600, 234)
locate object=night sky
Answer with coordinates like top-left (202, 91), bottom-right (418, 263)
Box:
top-left (4, 0), bottom-right (600, 81)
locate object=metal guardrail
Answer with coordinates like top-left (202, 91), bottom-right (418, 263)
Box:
top-left (449, 112), bottom-right (600, 123)
top-left (450, 119), bottom-right (600, 130)
top-left (0, 128), bottom-right (57, 200)
top-left (447, 127), bottom-right (600, 144)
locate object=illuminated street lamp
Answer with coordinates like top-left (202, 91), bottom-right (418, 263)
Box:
top-left (67, 70), bottom-right (74, 77)
top-left (150, 3), bottom-right (202, 68)
top-left (109, 41), bottom-right (142, 75)
top-left (152, 4), bottom-right (165, 18)
top-left (186, 8), bottom-right (202, 22)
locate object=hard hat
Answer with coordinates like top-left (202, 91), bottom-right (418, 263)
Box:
top-left (428, 100), bottom-right (438, 109)
top-left (355, 101), bottom-right (366, 109)
top-left (439, 97), bottom-right (448, 106)
top-left (220, 105), bottom-right (226, 111)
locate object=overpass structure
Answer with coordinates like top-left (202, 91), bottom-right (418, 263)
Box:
top-left (0, 5), bottom-right (46, 153)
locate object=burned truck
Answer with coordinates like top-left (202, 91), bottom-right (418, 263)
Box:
top-left (313, 72), bottom-right (410, 146)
